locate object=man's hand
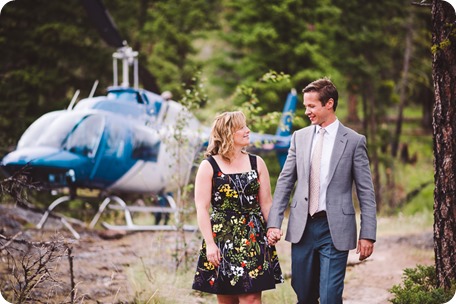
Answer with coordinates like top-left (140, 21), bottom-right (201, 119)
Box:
top-left (357, 239), bottom-right (374, 261)
top-left (267, 228), bottom-right (282, 246)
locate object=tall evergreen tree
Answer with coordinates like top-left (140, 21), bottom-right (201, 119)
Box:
top-left (431, 0), bottom-right (456, 290)
top-left (134, 0), bottom-right (221, 96)
top-left (219, 0), bottom-right (341, 111)
top-left (330, 0), bottom-right (428, 209)
top-left (0, 0), bottom-right (112, 151)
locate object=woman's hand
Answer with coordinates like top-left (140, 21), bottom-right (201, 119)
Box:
top-left (206, 242), bottom-right (221, 267)
top-left (267, 227), bottom-right (282, 246)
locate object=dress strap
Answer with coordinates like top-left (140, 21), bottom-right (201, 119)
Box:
top-left (249, 154), bottom-right (257, 171)
top-left (207, 154), bottom-right (257, 174)
top-left (206, 155), bottom-right (222, 177)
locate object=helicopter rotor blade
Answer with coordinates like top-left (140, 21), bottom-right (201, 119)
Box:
top-left (80, 0), bottom-right (161, 92)
top-left (138, 64), bottom-right (160, 93)
top-left (80, 0), bottom-right (124, 48)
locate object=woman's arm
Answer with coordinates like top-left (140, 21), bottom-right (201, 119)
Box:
top-left (256, 155), bottom-right (273, 222)
top-left (194, 160), bottom-right (221, 266)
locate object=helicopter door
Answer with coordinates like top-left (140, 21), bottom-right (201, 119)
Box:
top-left (89, 120), bottom-right (133, 188)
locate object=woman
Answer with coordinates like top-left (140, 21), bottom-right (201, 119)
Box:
top-left (192, 111), bottom-right (283, 304)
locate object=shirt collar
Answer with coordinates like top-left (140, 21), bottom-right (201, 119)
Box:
top-left (315, 119), bottom-right (339, 136)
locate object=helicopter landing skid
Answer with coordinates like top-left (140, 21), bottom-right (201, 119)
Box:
top-left (101, 223), bottom-right (199, 231)
top-left (36, 195), bottom-right (87, 239)
top-left (36, 194), bottom-right (197, 239)
top-left (89, 195), bottom-right (198, 232)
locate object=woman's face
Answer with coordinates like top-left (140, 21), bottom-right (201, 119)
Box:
top-left (233, 123), bottom-right (250, 147)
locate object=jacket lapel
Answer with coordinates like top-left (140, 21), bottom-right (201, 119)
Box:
top-left (298, 126), bottom-right (315, 180)
top-left (327, 123), bottom-right (348, 183)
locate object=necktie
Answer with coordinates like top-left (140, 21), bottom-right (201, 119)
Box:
top-left (309, 128), bottom-right (325, 216)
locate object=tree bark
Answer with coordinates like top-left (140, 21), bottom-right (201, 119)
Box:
top-left (432, 0), bottom-right (456, 289)
top-left (347, 92), bottom-right (360, 124)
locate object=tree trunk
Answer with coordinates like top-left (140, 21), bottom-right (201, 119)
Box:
top-left (392, 12), bottom-right (414, 158)
top-left (347, 92), bottom-right (360, 124)
top-left (364, 83), bottom-right (382, 211)
top-left (432, 0), bottom-right (456, 290)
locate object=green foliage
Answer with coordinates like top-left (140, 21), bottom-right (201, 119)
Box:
top-left (0, 0), bottom-right (436, 217)
top-left (231, 71), bottom-right (291, 134)
top-left (331, 0), bottom-right (406, 101)
top-left (431, 22), bottom-right (456, 54)
top-left (180, 70), bottom-right (210, 112)
top-left (389, 265), bottom-right (456, 304)
top-left (0, 0), bottom-right (112, 148)
top-left (136, 0), bottom-right (221, 98)
top-left (403, 184), bottom-right (434, 215)
top-left (219, 0), bottom-right (340, 93)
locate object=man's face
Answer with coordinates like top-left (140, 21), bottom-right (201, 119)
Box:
top-left (303, 91), bottom-right (334, 127)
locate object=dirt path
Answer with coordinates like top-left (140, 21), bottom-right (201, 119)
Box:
top-left (343, 232), bottom-right (434, 303)
top-left (0, 205), bottom-right (437, 303)
top-left (270, 228), bottom-right (435, 304)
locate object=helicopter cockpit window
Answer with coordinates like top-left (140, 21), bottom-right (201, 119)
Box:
top-left (63, 115), bottom-right (105, 158)
top-left (107, 91), bottom-right (148, 104)
top-left (95, 101), bottom-right (144, 118)
top-left (17, 111), bottom-right (63, 148)
top-left (131, 127), bottom-right (160, 162)
top-left (26, 112), bottom-right (87, 149)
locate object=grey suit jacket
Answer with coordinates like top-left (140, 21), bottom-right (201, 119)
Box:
top-left (267, 123), bottom-right (377, 251)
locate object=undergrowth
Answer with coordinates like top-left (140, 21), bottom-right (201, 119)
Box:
top-left (389, 265), bottom-right (456, 304)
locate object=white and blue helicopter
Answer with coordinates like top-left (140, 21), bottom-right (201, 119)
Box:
top-left (0, 46), bottom-right (297, 237)
top-left (0, 1), bottom-right (298, 238)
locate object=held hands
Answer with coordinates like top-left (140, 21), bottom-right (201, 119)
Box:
top-left (206, 242), bottom-right (221, 267)
top-left (267, 228), bottom-right (283, 246)
top-left (357, 239), bottom-right (374, 261)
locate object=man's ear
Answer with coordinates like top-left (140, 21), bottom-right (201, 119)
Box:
top-left (326, 98), bottom-right (334, 109)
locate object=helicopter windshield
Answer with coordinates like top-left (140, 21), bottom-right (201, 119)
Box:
top-left (18, 111), bottom-right (63, 149)
top-left (19, 112), bottom-right (86, 149)
top-left (62, 115), bottom-right (104, 157)
top-left (18, 112), bottom-right (105, 158)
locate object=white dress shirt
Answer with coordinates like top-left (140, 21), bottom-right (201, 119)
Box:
top-left (310, 119), bottom-right (340, 212)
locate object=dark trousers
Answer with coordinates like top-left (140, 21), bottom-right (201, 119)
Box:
top-left (291, 216), bottom-right (349, 304)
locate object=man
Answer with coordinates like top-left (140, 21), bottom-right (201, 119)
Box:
top-left (267, 77), bottom-right (377, 304)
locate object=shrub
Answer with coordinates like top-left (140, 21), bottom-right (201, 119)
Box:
top-left (389, 264), bottom-right (456, 304)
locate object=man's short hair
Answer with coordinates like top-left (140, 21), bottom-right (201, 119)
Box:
top-left (302, 77), bottom-right (338, 111)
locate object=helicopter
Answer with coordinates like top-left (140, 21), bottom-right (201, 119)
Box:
top-left (0, 45), bottom-right (297, 238)
top-left (0, 1), bottom-right (298, 238)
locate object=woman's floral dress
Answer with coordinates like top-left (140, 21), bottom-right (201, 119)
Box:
top-left (192, 154), bottom-right (283, 295)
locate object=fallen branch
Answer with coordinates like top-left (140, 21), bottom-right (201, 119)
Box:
top-left (0, 231), bottom-right (23, 251)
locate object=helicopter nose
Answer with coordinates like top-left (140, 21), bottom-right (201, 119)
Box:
top-left (1, 147), bottom-right (91, 189)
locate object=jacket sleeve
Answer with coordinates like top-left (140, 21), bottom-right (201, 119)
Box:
top-left (353, 135), bottom-right (377, 242)
top-left (267, 131), bottom-right (298, 229)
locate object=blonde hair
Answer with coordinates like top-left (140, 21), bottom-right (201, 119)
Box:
top-left (205, 111), bottom-right (247, 162)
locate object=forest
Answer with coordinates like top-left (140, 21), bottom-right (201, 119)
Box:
top-left (0, 0), bottom-right (435, 211)
top-left (0, 0), bottom-right (455, 303)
